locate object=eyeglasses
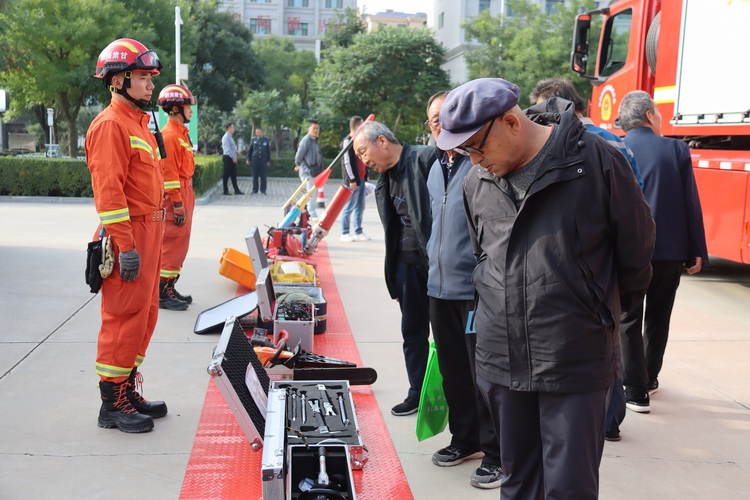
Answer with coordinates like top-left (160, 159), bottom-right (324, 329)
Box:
top-left (454, 116), bottom-right (499, 156)
top-left (424, 117), bottom-right (440, 129)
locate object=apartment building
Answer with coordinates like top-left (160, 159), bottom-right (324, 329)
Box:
top-left (218, 0), bottom-right (357, 54)
top-left (431, 0), bottom-right (608, 83)
top-left (362, 11), bottom-right (428, 32)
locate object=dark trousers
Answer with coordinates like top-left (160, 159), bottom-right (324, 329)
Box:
top-left (644, 261), bottom-right (682, 383)
top-left (620, 261), bottom-right (682, 393)
top-left (429, 297), bottom-right (500, 464)
top-left (252, 161), bottom-right (267, 193)
top-left (477, 375), bottom-right (609, 500)
top-left (395, 262), bottom-right (430, 400)
top-left (222, 155), bottom-right (240, 193)
top-left (619, 289), bottom-right (649, 395)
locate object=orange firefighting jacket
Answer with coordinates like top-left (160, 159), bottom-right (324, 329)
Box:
top-left (85, 99), bottom-right (164, 252)
top-left (161, 119), bottom-right (195, 203)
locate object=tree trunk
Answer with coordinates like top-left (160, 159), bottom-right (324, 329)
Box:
top-left (58, 91), bottom-right (83, 157)
top-left (392, 110), bottom-right (402, 136)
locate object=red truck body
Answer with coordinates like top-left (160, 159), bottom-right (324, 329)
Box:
top-left (571, 0), bottom-right (750, 263)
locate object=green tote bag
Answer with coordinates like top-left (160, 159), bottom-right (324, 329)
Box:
top-left (415, 341), bottom-right (449, 441)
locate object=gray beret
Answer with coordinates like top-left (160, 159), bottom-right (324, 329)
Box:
top-left (436, 78), bottom-right (520, 150)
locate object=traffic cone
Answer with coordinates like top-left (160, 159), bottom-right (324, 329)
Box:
top-left (317, 187), bottom-right (326, 209)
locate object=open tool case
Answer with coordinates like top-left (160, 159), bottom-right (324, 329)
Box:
top-left (262, 381), bottom-right (364, 499)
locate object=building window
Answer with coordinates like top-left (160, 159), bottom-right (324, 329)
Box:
top-left (251, 0), bottom-right (272, 3)
top-left (250, 16), bottom-right (271, 34)
top-left (287, 0), bottom-right (308, 7)
top-left (287, 17), bottom-right (309, 36)
top-left (438, 12), bottom-right (444, 28)
top-left (325, 0), bottom-right (342, 8)
top-left (479, 0), bottom-right (490, 12)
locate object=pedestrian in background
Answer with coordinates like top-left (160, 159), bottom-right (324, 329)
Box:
top-left (424, 90), bottom-right (502, 489)
top-left (156, 83), bottom-right (196, 312)
top-left (619, 90), bottom-right (708, 413)
top-left (221, 122), bottom-right (243, 195)
top-left (529, 76), bottom-right (642, 442)
top-left (438, 78), bottom-right (655, 498)
top-left (86, 38), bottom-right (169, 434)
top-left (246, 126), bottom-right (271, 195)
top-left (353, 120), bottom-right (436, 416)
top-left (340, 115), bottom-right (371, 242)
top-left (295, 120), bottom-right (323, 219)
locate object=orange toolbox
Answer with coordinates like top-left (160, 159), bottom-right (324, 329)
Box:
top-left (218, 247), bottom-right (256, 290)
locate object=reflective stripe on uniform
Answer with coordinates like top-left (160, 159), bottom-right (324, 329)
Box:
top-left (130, 136), bottom-right (155, 158)
top-left (135, 355), bottom-right (145, 367)
top-left (160, 269), bottom-right (180, 278)
top-left (178, 138), bottom-right (193, 153)
top-left (98, 207), bottom-right (130, 224)
top-left (164, 180), bottom-right (181, 190)
top-left (96, 362), bottom-right (133, 379)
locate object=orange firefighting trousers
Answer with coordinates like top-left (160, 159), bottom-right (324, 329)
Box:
top-left (160, 179), bottom-right (195, 279)
top-left (96, 219), bottom-right (164, 382)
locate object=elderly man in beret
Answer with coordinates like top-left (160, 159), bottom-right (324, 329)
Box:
top-left (437, 78), bottom-right (655, 499)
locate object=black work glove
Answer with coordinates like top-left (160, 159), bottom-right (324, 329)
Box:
top-left (119, 249), bottom-right (140, 282)
top-left (173, 201), bottom-right (186, 226)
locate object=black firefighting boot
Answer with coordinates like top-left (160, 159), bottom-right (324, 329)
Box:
top-left (171, 275), bottom-right (192, 304)
top-left (98, 380), bottom-right (154, 433)
top-left (126, 368), bottom-right (168, 418)
top-left (159, 278), bottom-right (188, 311)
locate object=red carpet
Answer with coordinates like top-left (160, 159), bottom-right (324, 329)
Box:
top-left (180, 241), bottom-right (413, 499)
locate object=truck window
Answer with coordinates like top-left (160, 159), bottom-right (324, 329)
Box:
top-left (599, 9), bottom-right (632, 77)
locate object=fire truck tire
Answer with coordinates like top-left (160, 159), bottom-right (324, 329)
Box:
top-left (646, 12), bottom-right (660, 76)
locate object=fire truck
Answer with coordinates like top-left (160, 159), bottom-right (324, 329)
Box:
top-left (570, 0), bottom-right (750, 263)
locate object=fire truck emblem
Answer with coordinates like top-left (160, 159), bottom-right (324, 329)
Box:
top-left (598, 84), bottom-right (617, 124)
top-left (601, 93), bottom-right (612, 122)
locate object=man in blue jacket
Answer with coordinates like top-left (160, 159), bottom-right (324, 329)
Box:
top-left (425, 91), bottom-right (502, 489)
top-left (619, 90), bottom-right (708, 412)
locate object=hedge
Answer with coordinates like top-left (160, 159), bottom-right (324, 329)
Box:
top-left (0, 152), bottom-right (349, 198)
top-left (0, 156), bottom-right (226, 198)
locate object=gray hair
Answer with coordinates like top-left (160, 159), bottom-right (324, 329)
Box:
top-left (618, 90), bottom-right (656, 132)
top-left (357, 121), bottom-right (399, 145)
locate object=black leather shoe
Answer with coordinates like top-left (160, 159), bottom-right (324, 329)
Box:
top-left (235, 190), bottom-right (244, 195)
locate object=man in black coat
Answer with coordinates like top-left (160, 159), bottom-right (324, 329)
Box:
top-left (353, 120), bottom-right (436, 416)
top-left (619, 90), bottom-right (708, 412)
top-left (438, 78), bottom-right (655, 499)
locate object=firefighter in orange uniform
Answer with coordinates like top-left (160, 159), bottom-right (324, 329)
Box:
top-left (156, 84), bottom-right (196, 311)
top-left (85, 38), bottom-right (168, 433)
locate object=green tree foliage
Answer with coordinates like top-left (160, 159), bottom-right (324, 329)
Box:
top-left (463, 0), bottom-right (595, 107)
top-left (322, 7), bottom-right (366, 49)
top-left (186, 0), bottom-right (262, 112)
top-left (0, 0), bottom-right (134, 156)
top-left (311, 26), bottom-right (448, 138)
top-left (254, 36), bottom-right (317, 104)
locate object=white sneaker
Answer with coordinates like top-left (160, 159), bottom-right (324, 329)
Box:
top-left (340, 233), bottom-right (355, 242)
top-left (353, 233), bottom-right (371, 241)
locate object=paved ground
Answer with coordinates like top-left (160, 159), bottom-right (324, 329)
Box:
top-left (1, 177), bottom-right (749, 499)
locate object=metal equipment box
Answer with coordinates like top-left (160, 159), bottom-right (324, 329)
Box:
top-left (261, 388), bottom-right (287, 500)
top-left (207, 316), bottom-right (270, 450)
